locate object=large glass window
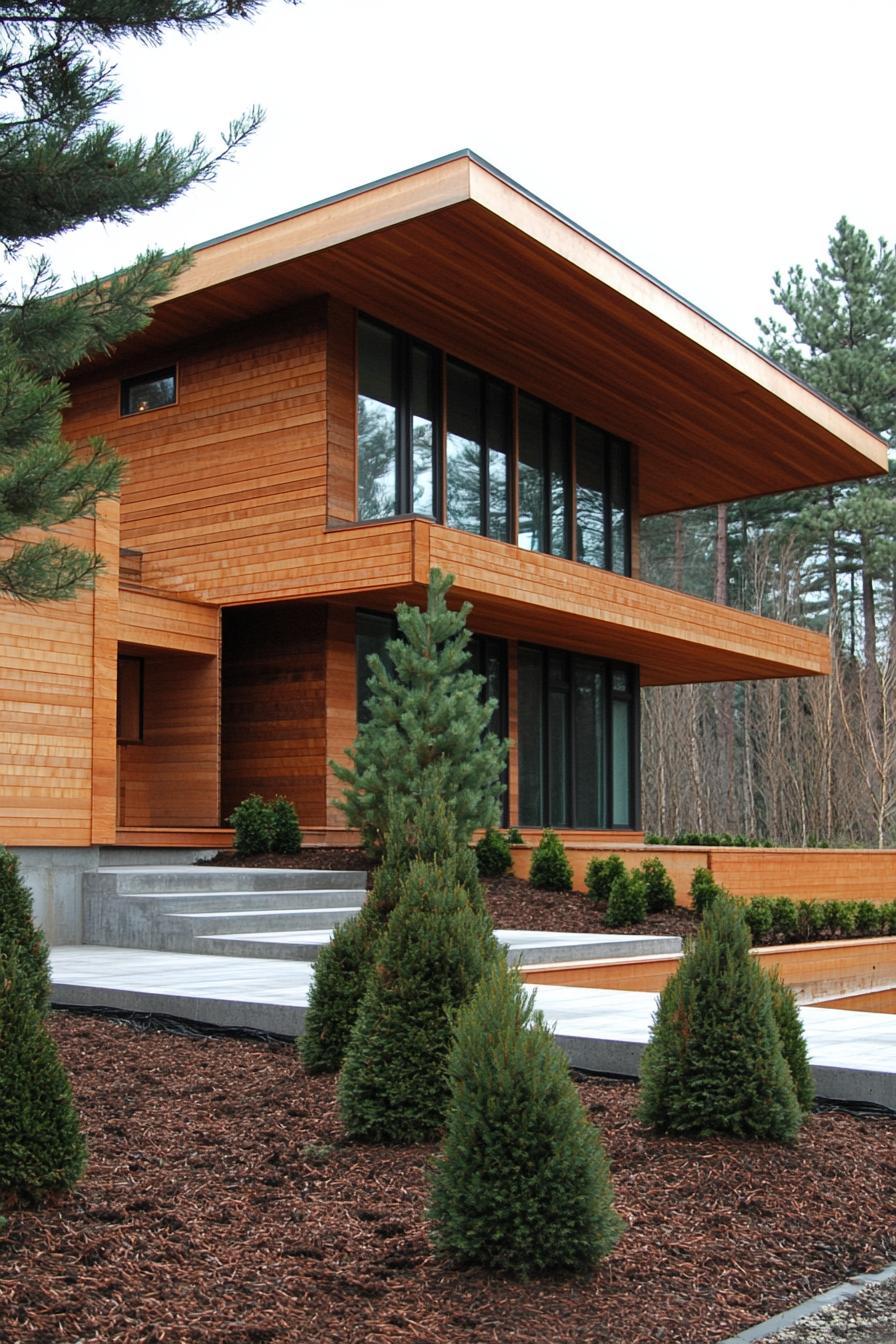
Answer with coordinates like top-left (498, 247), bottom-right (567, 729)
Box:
top-left (517, 394), bottom-right (570, 557)
top-left (357, 318), bottom-right (438, 521)
top-left (356, 315), bottom-right (630, 573)
top-left (445, 360), bottom-right (510, 541)
top-left (517, 645), bottom-right (638, 829)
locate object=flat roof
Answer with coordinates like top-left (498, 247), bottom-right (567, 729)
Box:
top-left (90, 151), bottom-right (888, 515)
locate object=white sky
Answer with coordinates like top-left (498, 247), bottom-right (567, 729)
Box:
top-left (38, 0), bottom-right (896, 347)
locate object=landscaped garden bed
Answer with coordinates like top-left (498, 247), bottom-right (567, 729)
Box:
top-left (2, 1010), bottom-right (894, 1344)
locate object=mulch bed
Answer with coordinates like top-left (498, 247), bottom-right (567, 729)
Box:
top-left (201, 850), bottom-right (697, 938)
top-left (2, 1013), bottom-right (894, 1344)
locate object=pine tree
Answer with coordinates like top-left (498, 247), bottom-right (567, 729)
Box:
top-left (338, 855), bottom-right (500, 1144)
top-left (767, 971), bottom-right (814, 1115)
top-left (638, 896), bottom-right (802, 1142)
top-left (0, 945), bottom-right (87, 1205)
top-left (429, 959), bottom-right (622, 1278)
top-left (332, 569), bottom-right (507, 853)
top-left (0, 2), bottom-right (266, 601)
top-left (0, 847), bottom-right (50, 1013)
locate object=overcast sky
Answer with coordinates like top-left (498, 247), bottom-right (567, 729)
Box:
top-left (39, 0), bottom-right (896, 347)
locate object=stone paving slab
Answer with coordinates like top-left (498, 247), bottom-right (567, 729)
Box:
top-left (49, 945), bottom-right (896, 1108)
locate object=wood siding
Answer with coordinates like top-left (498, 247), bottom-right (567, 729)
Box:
top-left (118, 652), bottom-right (219, 827)
top-left (0, 508), bottom-right (118, 847)
top-left (221, 602), bottom-right (327, 827)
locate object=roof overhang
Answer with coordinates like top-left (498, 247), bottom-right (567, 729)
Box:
top-left (89, 151), bottom-right (888, 515)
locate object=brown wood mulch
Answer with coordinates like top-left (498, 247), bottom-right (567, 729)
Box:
top-left (2, 1013), bottom-right (894, 1344)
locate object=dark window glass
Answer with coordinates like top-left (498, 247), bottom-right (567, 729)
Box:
top-left (609, 439), bottom-right (629, 575)
top-left (446, 361), bottom-right (483, 534)
top-left (573, 659), bottom-right (604, 827)
top-left (575, 420), bottom-right (607, 568)
top-left (121, 367), bottom-right (176, 416)
top-left (517, 645), bottom-right (544, 825)
top-left (517, 645), bottom-right (637, 829)
top-left (547, 408), bottom-right (570, 558)
top-left (358, 322), bottom-right (398, 520)
top-left (470, 633), bottom-right (509, 825)
top-left (357, 318), bottom-right (438, 521)
top-left (356, 611), bottom-right (396, 723)
top-left (486, 380), bottom-right (509, 542)
top-left (411, 345), bottom-right (437, 517)
top-left (518, 395), bottom-right (545, 553)
top-left (117, 656), bottom-right (143, 742)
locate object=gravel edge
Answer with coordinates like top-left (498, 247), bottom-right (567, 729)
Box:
top-left (719, 1261), bottom-right (896, 1344)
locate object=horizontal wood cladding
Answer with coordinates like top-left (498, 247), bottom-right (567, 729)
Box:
top-left (0, 510), bottom-right (119, 846)
top-left (63, 304), bottom-right (331, 604)
top-left (317, 521), bottom-right (828, 686)
top-left (221, 602), bottom-right (327, 827)
top-left (118, 588), bottom-right (219, 655)
top-left (324, 604), bottom-right (356, 828)
top-left (118, 652), bottom-right (220, 828)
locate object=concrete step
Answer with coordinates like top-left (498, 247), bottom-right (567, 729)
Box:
top-left (85, 888), bottom-right (364, 915)
top-left (164, 906), bottom-right (364, 936)
top-left (85, 866), bottom-right (367, 897)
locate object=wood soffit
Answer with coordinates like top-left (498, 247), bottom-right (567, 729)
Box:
top-left (85, 153), bottom-right (888, 516)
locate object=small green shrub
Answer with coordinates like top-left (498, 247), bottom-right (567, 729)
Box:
top-left (428, 959), bottom-right (623, 1278)
top-left (690, 866), bottom-right (722, 917)
top-left (299, 907), bottom-right (381, 1074)
top-left (796, 901), bottom-right (827, 942)
top-left (227, 794), bottom-right (274, 856)
top-left (0, 848), bottom-right (50, 1013)
top-left (639, 857), bottom-right (675, 914)
top-left (528, 829), bottom-right (573, 892)
top-left (639, 896), bottom-right (802, 1142)
top-left (770, 898), bottom-right (799, 944)
top-left (475, 827), bottom-right (512, 878)
top-left (837, 901), bottom-right (859, 937)
top-left (767, 971), bottom-right (814, 1114)
top-left (505, 827), bottom-right (524, 846)
top-left (881, 901), bottom-right (896, 936)
top-left (744, 896), bottom-right (774, 945)
top-left (855, 901), bottom-right (882, 937)
top-left (0, 946), bottom-right (87, 1205)
top-left (605, 871), bottom-right (647, 927)
top-left (268, 795), bottom-right (302, 854)
top-left (584, 854), bottom-right (626, 902)
top-left (822, 900), bottom-right (842, 935)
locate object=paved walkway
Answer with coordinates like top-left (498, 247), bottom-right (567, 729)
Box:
top-left (50, 944), bottom-right (896, 1109)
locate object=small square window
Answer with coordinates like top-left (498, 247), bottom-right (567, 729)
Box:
top-left (121, 367), bottom-right (176, 416)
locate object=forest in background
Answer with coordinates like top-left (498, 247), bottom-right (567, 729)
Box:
top-left (640, 219), bottom-right (896, 848)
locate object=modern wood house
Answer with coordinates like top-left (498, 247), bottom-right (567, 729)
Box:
top-left (3, 152), bottom-right (888, 904)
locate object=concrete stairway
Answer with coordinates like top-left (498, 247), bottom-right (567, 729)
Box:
top-left (82, 866), bottom-right (367, 959)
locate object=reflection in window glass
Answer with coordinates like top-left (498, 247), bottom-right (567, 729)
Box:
top-left (548, 408), bottom-right (570, 558)
top-left (447, 361), bottom-right (483, 534)
top-left (517, 646), bottom-right (544, 824)
top-left (486, 380), bottom-right (509, 542)
top-left (357, 322), bottom-right (398, 520)
top-left (573, 661), bottom-right (604, 827)
top-left (121, 367), bottom-right (176, 416)
top-left (356, 611), bottom-right (397, 723)
top-left (518, 395), bottom-right (545, 552)
top-left (610, 440), bottom-right (628, 575)
top-left (548, 653), bottom-right (569, 823)
top-left (576, 420), bottom-right (606, 568)
top-left (411, 345), bottom-right (436, 517)
top-left (612, 698), bottom-right (632, 825)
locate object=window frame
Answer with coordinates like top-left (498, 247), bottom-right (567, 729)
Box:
top-left (356, 316), bottom-right (441, 522)
top-left (120, 365), bottom-right (177, 417)
top-left (517, 643), bottom-right (639, 830)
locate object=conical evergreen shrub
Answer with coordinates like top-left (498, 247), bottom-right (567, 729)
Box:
top-left (639, 857), bottom-right (676, 913)
top-left (428, 959), bottom-right (623, 1278)
top-left (0, 847), bottom-right (50, 1013)
top-left (528, 829), bottom-right (573, 891)
top-left (339, 857), bottom-right (501, 1143)
top-left (475, 827), bottom-right (512, 877)
top-left (332, 569), bottom-right (507, 854)
top-left (767, 970), bottom-right (814, 1114)
top-left (584, 853), bottom-right (626, 902)
top-left (299, 801), bottom-right (411, 1074)
top-left (0, 946), bottom-right (87, 1205)
top-left (638, 896), bottom-right (803, 1142)
top-left (605, 870), bottom-right (647, 926)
